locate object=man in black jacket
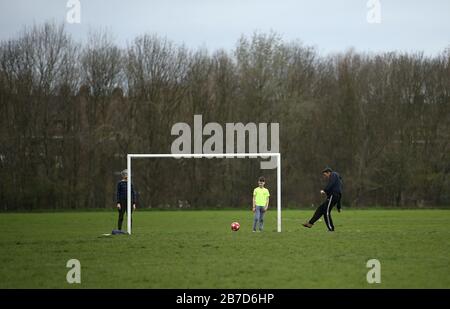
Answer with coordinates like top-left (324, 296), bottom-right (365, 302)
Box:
top-left (303, 167), bottom-right (342, 231)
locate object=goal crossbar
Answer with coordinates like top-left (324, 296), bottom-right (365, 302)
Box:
top-left (126, 153), bottom-right (282, 234)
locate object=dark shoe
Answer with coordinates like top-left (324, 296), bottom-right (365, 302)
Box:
top-left (302, 222), bottom-right (313, 228)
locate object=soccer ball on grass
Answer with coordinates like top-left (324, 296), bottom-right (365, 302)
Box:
top-left (231, 222), bottom-right (240, 231)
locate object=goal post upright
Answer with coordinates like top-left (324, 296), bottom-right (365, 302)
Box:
top-left (277, 153), bottom-right (281, 232)
top-left (126, 153), bottom-right (281, 234)
top-left (127, 154), bottom-right (132, 235)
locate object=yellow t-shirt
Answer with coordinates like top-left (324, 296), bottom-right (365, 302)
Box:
top-left (253, 187), bottom-right (270, 206)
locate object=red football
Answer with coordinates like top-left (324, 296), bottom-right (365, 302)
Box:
top-left (231, 222), bottom-right (240, 231)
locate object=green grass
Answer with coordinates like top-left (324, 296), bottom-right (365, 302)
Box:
top-left (0, 209), bottom-right (449, 288)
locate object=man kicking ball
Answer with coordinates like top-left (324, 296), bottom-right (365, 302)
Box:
top-left (303, 167), bottom-right (342, 231)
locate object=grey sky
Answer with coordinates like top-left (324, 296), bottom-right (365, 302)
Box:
top-left (0, 0), bottom-right (449, 55)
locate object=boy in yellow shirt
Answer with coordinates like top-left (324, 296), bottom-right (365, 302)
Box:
top-left (252, 176), bottom-right (270, 232)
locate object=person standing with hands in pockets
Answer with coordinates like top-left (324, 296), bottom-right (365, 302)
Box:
top-left (252, 176), bottom-right (270, 232)
top-left (116, 169), bottom-right (136, 232)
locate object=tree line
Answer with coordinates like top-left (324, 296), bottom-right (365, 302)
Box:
top-left (0, 22), bottom-right (448, 210)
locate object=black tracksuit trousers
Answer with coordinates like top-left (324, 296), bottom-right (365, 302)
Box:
top-left (309, 193), bottom-right (341, 231)
top-left (118, 201), bottom-right (133, 231)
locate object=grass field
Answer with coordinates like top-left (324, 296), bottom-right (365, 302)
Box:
top-left (0, 209), bottom-right (449, 288)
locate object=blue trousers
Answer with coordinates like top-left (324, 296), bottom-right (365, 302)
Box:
top-left (253, 206), bottom-right (266, 231)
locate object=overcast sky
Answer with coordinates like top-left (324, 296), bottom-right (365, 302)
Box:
top-left (0, 0), bottom-right (449, 55)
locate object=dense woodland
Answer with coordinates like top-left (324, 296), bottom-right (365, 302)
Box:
top-left (0, 23), bottom-right (449, 210)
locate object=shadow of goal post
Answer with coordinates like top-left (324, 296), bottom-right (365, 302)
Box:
top-left (126, 153), bottom-right (281, 234)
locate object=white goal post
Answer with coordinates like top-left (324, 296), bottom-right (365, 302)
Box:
top-left (127, 153), bottom-right (282, 234)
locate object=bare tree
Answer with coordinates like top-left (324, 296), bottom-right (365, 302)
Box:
top-left (0, 25), bottom-right (448, 210)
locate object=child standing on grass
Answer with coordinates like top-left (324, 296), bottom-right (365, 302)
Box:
top-left (252, 176), bottom-right (270, 232)
top-left (116, 169), bottom-right (136, 231)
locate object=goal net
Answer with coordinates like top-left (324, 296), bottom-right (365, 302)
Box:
top-left (126, 153), bottom-right (281, 234)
